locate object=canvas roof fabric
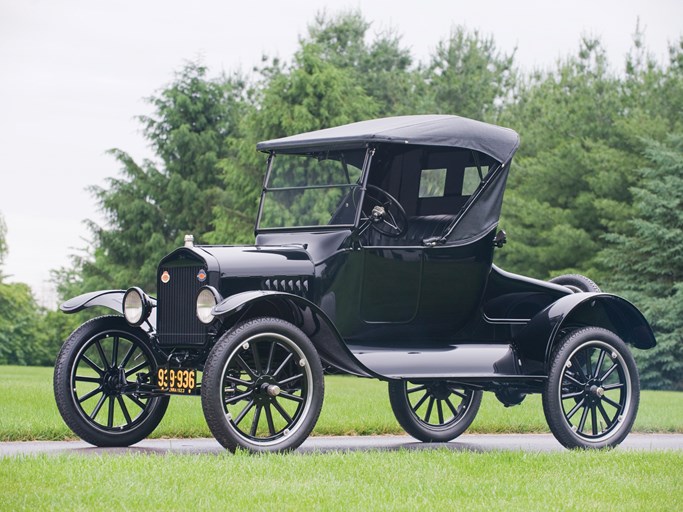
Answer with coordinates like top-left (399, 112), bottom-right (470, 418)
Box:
top-left (256, 115), bottom-right (520, 164)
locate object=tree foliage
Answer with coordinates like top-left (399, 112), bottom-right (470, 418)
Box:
top-left (425, 27), bottom-right (517, 120)
top-left (0, 212), bottom-right (7, 269)
top-left (0, 211), bottom-right (65, 365)
top-left (62, 62), bottom-right (246, 294)
top-left (305, 10), bottom-right (425, 116)
top-left (495, 39), bottom-right (618, 278)
top-left (602, 135), bottom-right (683, 389)
top-left (209, 12), bottom-right (395, 244)
top-left (0, 281), bottom-right (42, 365)
top-left (14, 12), bottom-right (682, 388)
top-left (496, 35), bottom-right (681, 282)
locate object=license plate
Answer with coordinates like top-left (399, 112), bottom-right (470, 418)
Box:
top-left (157, 367), bottom-right (197, 395)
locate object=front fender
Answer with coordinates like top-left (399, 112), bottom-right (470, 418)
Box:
top-left (213, 291), bottom-right (377, 378)
top-left (61, 290), bottom-right (127, 314)
top-left (60, 290), bottom-right (157, 329)
top-left (514, 292), bottom-right (656, 366)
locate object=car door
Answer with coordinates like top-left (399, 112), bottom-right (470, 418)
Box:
top-left (360, 246), bottom-right (422, 323)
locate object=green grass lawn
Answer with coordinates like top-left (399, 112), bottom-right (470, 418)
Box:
top-left (2, 366), bottom-right (682, 511)
top-left (0, 365), bottom-right (681, 441)
top-left (2, 450), bottom-right (682, 511)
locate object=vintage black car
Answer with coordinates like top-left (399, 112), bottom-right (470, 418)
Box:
top-left (54, 115), bottom-right (656, 452)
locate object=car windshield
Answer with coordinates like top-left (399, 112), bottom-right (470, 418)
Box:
top-left (258, 149), bottom-right (366, 229)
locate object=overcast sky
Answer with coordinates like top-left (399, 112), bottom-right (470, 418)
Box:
top-left (1, 0), bottom-right (681, 306)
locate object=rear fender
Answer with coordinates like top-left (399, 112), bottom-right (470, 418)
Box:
top-left (514, 293), bottom-right (656, 367)
top-left (212, 291), bottom-right (376, 378)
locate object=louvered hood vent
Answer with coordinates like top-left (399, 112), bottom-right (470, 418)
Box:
top-left (262, 277), bottom-right (309, 296)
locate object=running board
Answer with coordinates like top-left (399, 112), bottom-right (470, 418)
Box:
top-left (348, 343), bottom-right (521, 380)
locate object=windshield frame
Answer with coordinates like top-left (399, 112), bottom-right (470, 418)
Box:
top-left (255, 147), bottom-right (373, 234)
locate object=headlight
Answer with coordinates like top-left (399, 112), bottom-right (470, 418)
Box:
top-left (196, 286), bottom-right (222, 325)
top-left (123, 287), bottom-right (152, 326)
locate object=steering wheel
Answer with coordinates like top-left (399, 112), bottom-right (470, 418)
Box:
top-left (359, 184), bottom-right (408, 238)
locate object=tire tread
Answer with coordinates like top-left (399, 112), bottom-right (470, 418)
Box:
top-left (201, 316), bottom-right (324, 453)
top-left (388, 381), bottom-right (482, 442)
top-left (53, 315), bottom-right (169, 447)
top-left (542, 326), bottom-right (639, 449)
top-left (550, 274), bottom-right (601, 293)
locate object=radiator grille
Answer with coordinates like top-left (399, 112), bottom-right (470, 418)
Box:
top-left (157, 264), bottom-right (208, 346)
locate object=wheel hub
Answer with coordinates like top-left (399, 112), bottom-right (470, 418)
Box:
top-left (584, 379), bottom-right (605, 404)
top-left (264, 384), bottom-right (281, 397)
top-left (590, 385), bottom-right (605, 397)
top-left (253, 375), bottom-right (279, 404)
top-left (429, 382), bottom-right (451, 400)
top-left (102, 368), bottom-right (126, 395)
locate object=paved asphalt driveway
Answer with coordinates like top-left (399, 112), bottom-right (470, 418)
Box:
top-left (1, 433), bottom-right (682, 457)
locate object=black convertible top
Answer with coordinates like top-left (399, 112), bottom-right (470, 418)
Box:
top-left (257, 115), bottom-right (520, 164)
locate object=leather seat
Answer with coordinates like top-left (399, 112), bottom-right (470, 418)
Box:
top-left (364, 214), bottom-right (456, 247)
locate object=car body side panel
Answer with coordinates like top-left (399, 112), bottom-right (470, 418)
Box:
top-left (314, 229), bottom-right (497, 345)
top-left (212, 290), bottom-right (377, 378)
top-left (482, 265), bottom-right (571, 322)
top-left (210, 290), bottom-right (539, 381)
top-left (360, 247), bottom-right (422, 323)
top-left (418, 232), bottom-right (495, 333)
top-left (349, 343), bottom-right (521, 379)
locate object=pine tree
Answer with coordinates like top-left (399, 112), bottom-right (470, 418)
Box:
top-left (495, 34), bottom-right (678, 281)
top-left (60, 62), bottom-right (246, 294)
top-left (603, 134), bottom-right (683, 389)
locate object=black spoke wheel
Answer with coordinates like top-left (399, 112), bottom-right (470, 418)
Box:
top-left (388, 380), bottom-right (482, 442)
top-left (543, 327), bottom-right (639, 449)
top-left (202, 317), bottom-right (324, 453)
top-left (53, 316), bottom-right (169, 447)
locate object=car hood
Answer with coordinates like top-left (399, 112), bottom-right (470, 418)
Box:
top-left (190, 245), bottom-right (314, 278)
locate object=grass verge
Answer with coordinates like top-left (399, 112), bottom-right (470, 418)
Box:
top-left (1, 450), bottom-right (682, 511)
top-left (1, 365), bottom-right (682, 441)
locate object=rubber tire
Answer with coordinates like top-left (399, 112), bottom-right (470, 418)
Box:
top-left (53, 316), bottom-right (169, 447)
top-left (388, 381), bottom-right (483, 442)
top-left (542, 327), bottom-right (640, 449)
top-left (201, 317), bottom-right (324, 453)
top-left (550, 274), bottom-right (601, 293)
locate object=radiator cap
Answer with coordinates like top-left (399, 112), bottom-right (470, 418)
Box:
top-left (184, 234), bottom-right (194, 248)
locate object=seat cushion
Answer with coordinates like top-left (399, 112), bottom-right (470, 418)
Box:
top-left (364, 214), bottom-right (456, 246)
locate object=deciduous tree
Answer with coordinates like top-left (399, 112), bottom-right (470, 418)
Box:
top-left (0, 212), bottom-right (57, 365)
top-left (209, 14), bottom-right (381, 244)
top-left (425, 27), bottom-right (517, 121)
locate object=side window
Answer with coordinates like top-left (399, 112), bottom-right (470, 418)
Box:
top-left (418, 168), bottom-right (447, 198)
top-left (462, 166), bottom-right (488, 196)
